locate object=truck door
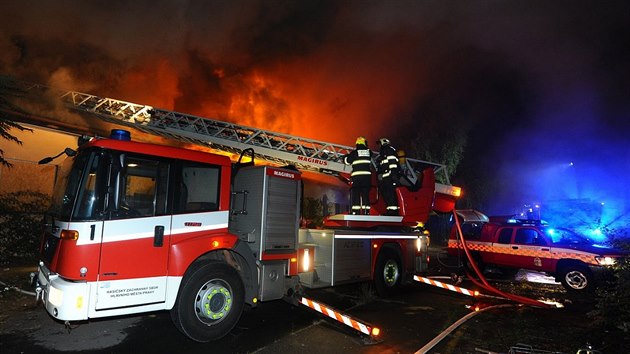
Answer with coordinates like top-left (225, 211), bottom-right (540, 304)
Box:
top-left (510, 227), bottom-right (550, 270)
top-left (488, 227), bottom-right (514, 266)
top-left (96, 155), bottom-right (171, 310)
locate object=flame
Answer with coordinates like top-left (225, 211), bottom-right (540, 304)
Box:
top-left (226, 71), bottom-right (291, 134)
top-left (108, 54), bottom-right (423, 150)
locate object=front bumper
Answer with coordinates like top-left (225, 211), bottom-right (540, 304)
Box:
top-left (34, 262), bottom-right (90, 321)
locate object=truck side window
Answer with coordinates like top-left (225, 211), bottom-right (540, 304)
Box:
top-left (497, 228), bottom-right (513, 244)
top-left (112, 156), bottom-right (166, 219)
top-left (174, 162), bottom-right (221, 214)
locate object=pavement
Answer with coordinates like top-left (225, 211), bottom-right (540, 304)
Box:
top-left (0, 253), bottom-right (621, 354)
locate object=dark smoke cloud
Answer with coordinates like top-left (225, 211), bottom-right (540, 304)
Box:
top-left (1, 0), bottom-right (629, 225)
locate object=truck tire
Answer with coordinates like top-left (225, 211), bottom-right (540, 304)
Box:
top-left (559, 265), bottom-right (593, 292)
top-left (374, 249), bottom-right (402, 297)
top-left (170, 261), bottom-right (245, 342)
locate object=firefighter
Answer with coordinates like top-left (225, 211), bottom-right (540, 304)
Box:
top-left (344, 136), bottom-right (374, 215)
top-left (376, 138), bottom-right (400, 215)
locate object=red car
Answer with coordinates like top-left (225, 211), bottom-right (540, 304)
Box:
top-left (447, 214), bottom-right (626, 292)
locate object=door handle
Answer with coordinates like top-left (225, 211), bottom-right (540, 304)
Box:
top-left (512, 246), bottom-right (518, 250)
top-left (154, 225), bottom-right (165, 247)
top-left (541, 248), bottom-right (549, 251)
top-left (231, 190), bottom-right (249, 215)
top-left (90, 224), bottom-right (96, 241)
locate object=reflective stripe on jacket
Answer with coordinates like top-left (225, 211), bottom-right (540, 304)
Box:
top-left (377, 145), bottom-right (399, 178)
top-left (344, 145), bottom-right (373, 177)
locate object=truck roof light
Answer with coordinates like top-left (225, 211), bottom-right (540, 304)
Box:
top-left (110, 129), bottom-right (131, 141)
top-left (436, 184), bottom-right (462, 197)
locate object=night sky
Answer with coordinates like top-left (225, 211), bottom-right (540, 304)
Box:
top-left (1, 1), bottom-right (629, 233)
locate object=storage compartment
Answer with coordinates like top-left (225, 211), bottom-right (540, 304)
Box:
top-left (259, 261), bottom-right (286, 301)
top-left (298, 229), bottom-right (372, 288)
top-left (229, 166), bottom-right (301, 259)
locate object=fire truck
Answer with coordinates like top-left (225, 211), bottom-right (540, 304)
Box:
top-left (4, 78), bottom-right (461, 342)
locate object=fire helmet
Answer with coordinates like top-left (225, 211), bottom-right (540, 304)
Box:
top-left (355, 136), bottom-right (367, 145)
top-left (378, 138), bottom-right (390, 146)
top-left (397, 149), bottom-right (406, 163)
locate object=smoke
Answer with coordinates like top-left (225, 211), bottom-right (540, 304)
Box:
top-left (0, 0), bottom-right (439, 143)
top-left (1, 1), bottom-right (629, 226)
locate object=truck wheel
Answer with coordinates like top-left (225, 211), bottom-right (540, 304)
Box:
top-left (559, 266), bottom-right (593, 292)
top-left (374, 249), bottom-right (402, 297)
top-left (170, 261), bottom-right (245, 342)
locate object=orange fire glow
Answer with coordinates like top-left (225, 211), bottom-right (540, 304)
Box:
top-left (103, 48), bottom-right (428, 151)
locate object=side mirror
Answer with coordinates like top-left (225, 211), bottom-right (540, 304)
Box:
top-left (38, 148), bottom-right (77, 164)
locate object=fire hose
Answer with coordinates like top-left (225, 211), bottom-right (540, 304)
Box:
top-left (415, 303), bottom-right (515, 354)
top-left (413, 211), bottom-right (554, 353)
top-left (452, 209), bottom-right (552, 308)
top-left (0, 279), bottom-right (36, 296)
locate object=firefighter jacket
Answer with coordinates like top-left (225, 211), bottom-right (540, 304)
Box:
top-left (344, 144), bottom-right (373, 179)
top-left (377, 144), bottom-right (399, 180)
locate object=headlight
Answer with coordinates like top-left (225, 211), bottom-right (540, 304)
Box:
top-left (49, 286), bottom-right (64, 307)
top-left (595, 256), bottom-right (617, 266)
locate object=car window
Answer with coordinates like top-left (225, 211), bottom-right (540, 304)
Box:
top-left (515, 228), bottom-right (546, 246)
top-left (498, 228), bottom-right (512, 244)
top-left (546, 228), bottom-right (590, 245)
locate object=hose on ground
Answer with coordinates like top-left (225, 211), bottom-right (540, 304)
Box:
top-left (0, 279), bottom-right (36, 296)
top-left (452, 210), bottom-right (552, 308)
top-left (415, 304), bottom-right (516, 353)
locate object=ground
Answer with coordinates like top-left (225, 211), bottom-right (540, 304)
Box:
top-left (432, 287), bottom-right (607, 353)
top-left (1, 263), bottom-right (628, 353)
top-left (0, 264), bottom-right (39, 325)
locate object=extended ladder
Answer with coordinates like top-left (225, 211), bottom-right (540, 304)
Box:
top-left (2, 76), bottom-right (453, 187)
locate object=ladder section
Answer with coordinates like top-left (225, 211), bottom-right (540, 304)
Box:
top-left (68, 91), bottom-right (354, 175)
top-left (2, 76), bottom-right (451, 183)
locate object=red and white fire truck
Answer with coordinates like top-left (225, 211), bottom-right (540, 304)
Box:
top-left (14, 79), bottom-right (461, 342)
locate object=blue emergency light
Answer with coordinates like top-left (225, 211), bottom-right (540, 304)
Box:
top-left (110, 129), bottom-right (131, 141)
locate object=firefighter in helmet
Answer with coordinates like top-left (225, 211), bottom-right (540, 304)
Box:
top-left (344, 136), bottom-right (374, 215)
top-left (376, 138), bottom-right (400, 215)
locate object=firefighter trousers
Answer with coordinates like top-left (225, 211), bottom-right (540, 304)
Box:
top-left (379, 177), bottom-right (399, 215)
top-left (350, 176), bottom-right (371, 215)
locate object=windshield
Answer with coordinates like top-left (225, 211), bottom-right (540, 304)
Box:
top-left (545, 227), bottom-right (591, 245)
top-left (49, 150), bottom-right (104, 221)
top-left (49, 153), bottom-right (86, 219)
